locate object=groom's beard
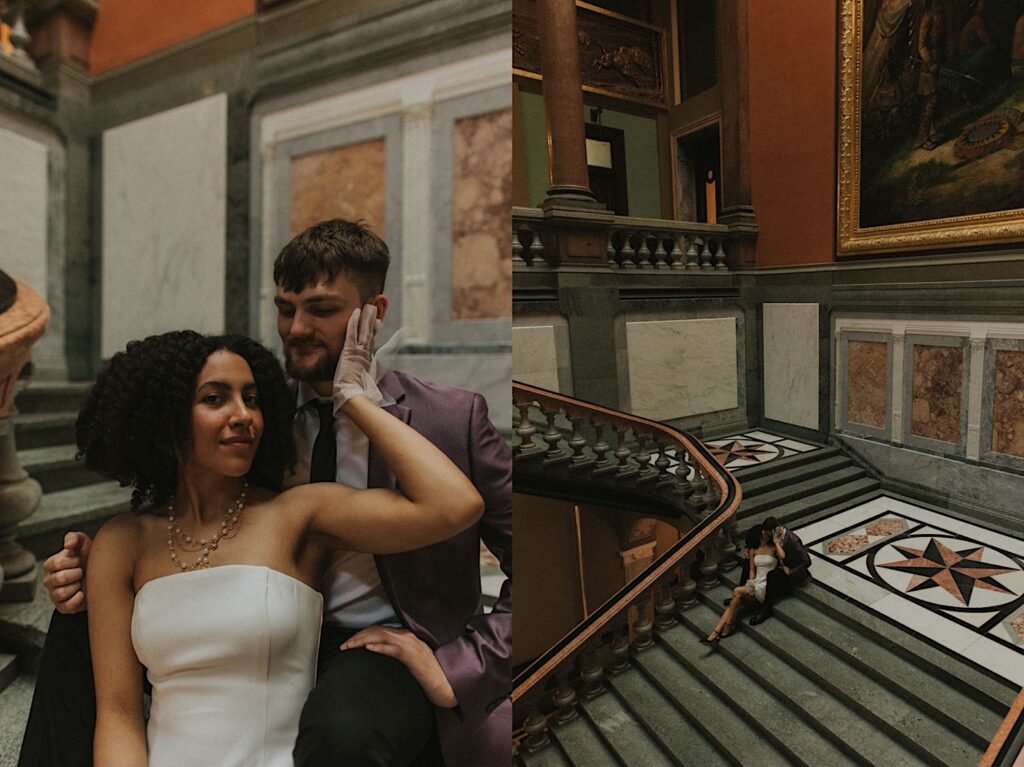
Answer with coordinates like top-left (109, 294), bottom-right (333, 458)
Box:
top-left (284, 343), bottom-right (337, 384)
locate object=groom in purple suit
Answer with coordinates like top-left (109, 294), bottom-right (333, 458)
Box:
top-left (30, 219), bottom-right (511, 766)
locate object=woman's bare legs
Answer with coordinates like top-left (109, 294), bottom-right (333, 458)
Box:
top-left (706, 587), bottom-right (749, 641)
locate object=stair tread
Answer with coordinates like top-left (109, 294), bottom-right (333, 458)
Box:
top-left (680, 600), bottom-right (935, 767)
top-left (633, 644), bottom-right (792, 766)
top-left (606, 667), bottom-right (728, 766)
top-left (580, 687), bottom-right (676, 766)
top-left (13, 411), bottom-right (78, 427)
top-left (520, 743), bottom-right (573, 767)
top-left (740, 454), bottom-right (853, 497)
top-left (0, 569), bottom-right (53, 651)
top-left (548, 713), bottom-right (620, 766)
top-left (739, 479), bottom-right (881, 525)
top-left (740, 465), bottom-right (868, 512)
top-left (0, 674), bottom-right (34, 765)
top-left (657, 612), bottom-right (860, 767)
top-left (16, 444), bottom-right (78, 467)
top-left (699, 584), bottom-right (981, 766)
top-left (18, 481), bottom-right (131, 536)
top-left (728, 445), bottom-right (841, 481)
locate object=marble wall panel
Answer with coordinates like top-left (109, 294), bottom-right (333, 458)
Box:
top-left (626, 318), bottom-right (738, 421)
top-left (451, 108), bottom-right (512, 321)
top-left (289, 138), bottom-right (387, 237)
top-left (762, 303), bottom-right (819, 430)
top-left (512, 324), bottom-right (561, 393)
top-left (911, 345), bottom-right (963, 444)
top-left (992, 349), bottom-right (1024, 458)
top-left (0, 126), bottom-right (48, 299)
top-left (101, 93), bottom-right (227, 358)
top-left (847, 340), bottom-right (888, 429)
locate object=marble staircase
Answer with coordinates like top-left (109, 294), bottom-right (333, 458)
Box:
top-left (517, 436), bottom-right (1018, 766)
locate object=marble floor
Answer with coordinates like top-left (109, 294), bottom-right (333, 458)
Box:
top-left (795, 496), bottom-right (1024, 686)
top-left (667, 430), bottom-right (820, 475)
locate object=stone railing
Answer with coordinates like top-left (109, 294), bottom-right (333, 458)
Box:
top-left (0, 1), bottom-right (34, 68)
top-left (0, 271), bottom-right (48, 601)
top-left (513, 206), bottom-right (732, 271)
top-left (511, 381), bottom-right (742, 757)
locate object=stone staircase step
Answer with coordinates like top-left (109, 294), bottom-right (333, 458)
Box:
top-left (738, 465), bottom-right (868, 517)
top-left (0, 654), bottom-right (18, 697)
top-left (767, 586), bottom-right (1006, 747)
top-left (657, 609), bottom-right (860, 767)
top-left (738, 479), bottom-right (880, 528)
top-left (739, 454), bottom-right (854, 498)
top-left (695, 588), bottom-right (982, 767)
top-left (17, 444), bottom-right (106, 493)
top-left (579, 687), bottom-right (676, 766)
top-left (17, 481), bottom-right (132, 560)
top-left (519, 742), bottom-right (573, 767)
top-left (0, 674), bottom-right (34, 766)
top-left (14, 381), bottom-right (91, 414)
top-left (606, 666), bottom-right (727, 766)
top-left (547, 713), bottom-right (622, 765)
top-left (793, 581), bottom-right (1018, 714)
top-left (0, 568), bottom-right (53, 663)
top-left (680, 598), bottom-right (931, 767)
top-left (13, 411), bottom-right (77, 451)
top-left (632, 644), bottom-right (792, 766)
top-left (728, 445), bottom-right (840, 482)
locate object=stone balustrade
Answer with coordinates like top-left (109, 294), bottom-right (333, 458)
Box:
top-left (512, 381), bottom-right (742, 754)
top-left (513, 206), bottom-right (733, 271)
top-left (0, 1), bottom-right (35, 69)
top-left (0, 271), bottom-right (49, 601)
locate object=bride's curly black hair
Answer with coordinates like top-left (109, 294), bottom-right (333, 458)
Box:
top-left (76, 331), bottom-right (295, 511)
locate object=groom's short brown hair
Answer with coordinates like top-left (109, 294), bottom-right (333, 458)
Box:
top-left (273, 219), bottom-right (390, 301)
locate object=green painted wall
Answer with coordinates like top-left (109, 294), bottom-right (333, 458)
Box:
top-left (518, 90), bottom-right (662, 217)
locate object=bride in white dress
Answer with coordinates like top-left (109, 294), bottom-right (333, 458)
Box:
top-left (704, 526), bottom-right (779, 643)
top-left (83, 308), bottom-right (482, 766)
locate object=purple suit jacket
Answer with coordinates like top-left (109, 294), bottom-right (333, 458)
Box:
top-left (369, 370), bottom-right (512, 766)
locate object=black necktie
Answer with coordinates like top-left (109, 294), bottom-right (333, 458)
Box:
top-left (309, 401), bottom-right (337, 483)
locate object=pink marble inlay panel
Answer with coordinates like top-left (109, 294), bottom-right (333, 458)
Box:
top-left (847, 340), bottom-right (888, 429)
top-left (290, 138), bottom-right (386, 238)
top-left (911, 345), bottom-right (963, 444)
top-left (993, 350), bottom-right (1024, 458)
top-left (451, 108), bottom-right (512, 320)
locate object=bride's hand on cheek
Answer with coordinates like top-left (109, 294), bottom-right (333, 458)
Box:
top-left (340, 626), bottom-right (457, 708)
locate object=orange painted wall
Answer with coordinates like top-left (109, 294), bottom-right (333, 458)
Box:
top-left (748, 1), bottom-right (836, 266)
top-left (89, 0), bottom-right (255, 75)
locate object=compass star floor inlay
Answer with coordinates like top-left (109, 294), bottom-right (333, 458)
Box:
top-left (665, 430), bottom-right (820, 476)
top-left (797, 496), bottom-right (1024, 685)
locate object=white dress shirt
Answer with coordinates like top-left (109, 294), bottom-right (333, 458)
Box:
top-left (288, 381), bottom-right (400, 629)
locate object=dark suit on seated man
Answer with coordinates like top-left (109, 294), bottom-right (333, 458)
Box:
top-left (749, 515), bottom-right (811, 625)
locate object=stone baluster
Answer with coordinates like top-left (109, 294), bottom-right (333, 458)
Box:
top-left (714, 238), bottom-right (728, 270)
top-left (3, 2), bottom-right (34, 68)
top-left (512, 228), bottom-right (526, 266)
top-left (698, 542), bottom-right (721, 589)
top-left (514, 400), bottom-right (539, 457)
top-left (669, 234), bottom-right (684, 270)
top-left (702, 470), bottom-right (718, 510)
top-left (619, 232), bottom-right (635, 269)
top-left (608, 616), bottom-right (631, 675)
top-left (552, 670), bottom-right (578, 725)
top-left (577, 639), bottom-right (605, 700)
top-left (632, 592), bottom-right (655, 651)
top-left (633, 432), bottom-right (652, 478)
top-left (612, 423), bottom-right (633, 475)
top-left (699, 239), bottom-right (713, 270)
top-left (718, 518), bottom-right (740, 572)
top-left (636, 233), bottom-right (652, 269)
top-left (592, 421), bottom-right (612, 470)
top-left (528, 230), bottom-right (546, 266)
top-left (652, 235), bottom-right (668, 269)
top-left (676, 555), bottom-right (698, 608)
top-left (521, 705), bottom-right (551, 753)
top-left (672, 452), bottom-right (696, 502)
top-left (606, 231), bottom-right (618, 267)
top-left (653, 439), bottom-right (673, 485)
top-left (654, 573), bottom-right (678, 632)
top-left (685, 237), bottom-right (700, 270)
top-left (541, 405), bottom-right (564, 461)
top-left (566, 411), bottom-right (590, 468)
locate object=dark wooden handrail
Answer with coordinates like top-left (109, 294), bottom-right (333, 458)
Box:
top-left (979, 686), bottom-right (1024, 767)
top-left (511, 381), bottom-right (742, 704)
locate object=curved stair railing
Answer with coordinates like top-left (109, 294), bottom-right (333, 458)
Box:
top-left (511, 382), bottom-right (743, 756)
top-left (980, 686), bottom-right (1024, 767)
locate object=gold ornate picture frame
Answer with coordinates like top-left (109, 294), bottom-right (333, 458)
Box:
top-left (838, 0), bottom-right (1024, 256)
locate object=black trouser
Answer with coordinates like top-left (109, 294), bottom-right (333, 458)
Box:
top-left (19, 612), bottom-right (442, 767)
top-left (761, 567), bottom-right (795, 611)
top-left (294, 624), bottom-right (443, 767)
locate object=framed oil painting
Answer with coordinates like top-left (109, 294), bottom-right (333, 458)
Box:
top-left (838, 0), bottom-right (1024, 255)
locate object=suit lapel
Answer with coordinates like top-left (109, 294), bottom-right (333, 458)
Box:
top-left (367, 371), bottom-right (410, 490)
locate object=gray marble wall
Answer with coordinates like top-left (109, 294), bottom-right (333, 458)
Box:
top-left (762, 302), bottom-right (819, 430)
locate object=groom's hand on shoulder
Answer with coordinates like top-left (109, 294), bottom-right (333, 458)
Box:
top-left (42, 531), bottom-right (93, 614)
top-left (340, 626), bottom-right (458, 709)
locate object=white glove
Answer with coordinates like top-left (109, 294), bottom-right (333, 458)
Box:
top-left (332, 305), bottom-right (384, 413)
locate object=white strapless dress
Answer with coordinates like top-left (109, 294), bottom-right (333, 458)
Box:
top-left (751, 554), bottom-right (778, 603)
top-left (131, 565), bottom-right (323, 766)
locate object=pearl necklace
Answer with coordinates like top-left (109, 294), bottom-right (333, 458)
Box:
top-left (166, 482), bottom-right (247, 571)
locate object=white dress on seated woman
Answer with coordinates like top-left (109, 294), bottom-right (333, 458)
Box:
top-left (131, 565), bottom-right (323, 767)
top-left (748, 554), bottom-right (778, 603)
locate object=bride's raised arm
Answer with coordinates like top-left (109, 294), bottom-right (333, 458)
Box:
top-left (277, 305), bottom-right (483, 553)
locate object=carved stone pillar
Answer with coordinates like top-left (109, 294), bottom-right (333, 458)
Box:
top-left (0, 272), bottom-right (49, 601)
